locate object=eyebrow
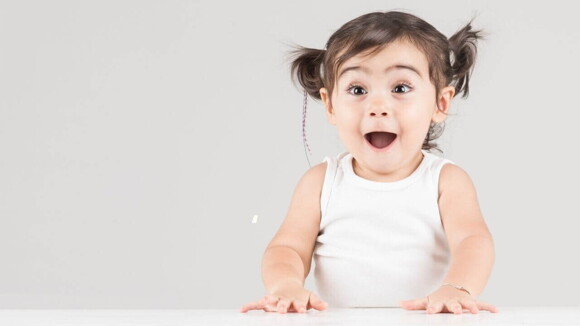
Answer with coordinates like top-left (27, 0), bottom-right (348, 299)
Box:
top-left (338, 64), bottom-right (423, 79)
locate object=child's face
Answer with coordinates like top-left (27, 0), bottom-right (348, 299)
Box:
top-left (320, 38), bottom-right (455, 181)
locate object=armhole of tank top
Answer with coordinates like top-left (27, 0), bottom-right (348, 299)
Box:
top-left (320, 156), bottom-right (337, 219)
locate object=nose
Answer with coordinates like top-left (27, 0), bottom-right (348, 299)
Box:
top-left (368, 97), bottom-right (390, 117)
top-left (370, 110), bottom-right (388, 117)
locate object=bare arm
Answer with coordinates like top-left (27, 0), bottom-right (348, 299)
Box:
top-left (241, 162), bottom-right (327, 313)
top-left (438, 163), bottom-right (495, 297)
top-left (262, 246), bottom-right (305, 293)
top-left (442, 236), bottom-right (495, 297)
top-left (401, 163), bottom-right (498, 314)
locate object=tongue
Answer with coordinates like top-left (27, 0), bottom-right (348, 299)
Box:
top-left (369, 132), bottom-right (396, 148)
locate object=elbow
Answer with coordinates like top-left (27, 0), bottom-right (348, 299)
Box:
top-left (453, 234), bottom-right (495, 259)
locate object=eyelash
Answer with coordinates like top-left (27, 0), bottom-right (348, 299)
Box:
top-left (346, 82), bottom-right (413, 95)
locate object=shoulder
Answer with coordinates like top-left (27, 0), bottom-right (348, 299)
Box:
top-left (438, 162), bottom-right (476, 200)
top-left (308, 161), bottom-right (328, 177)
top-left (296, 152), bottom-right (346, 198)
top-left (292, 161), bottom-right (327, 200)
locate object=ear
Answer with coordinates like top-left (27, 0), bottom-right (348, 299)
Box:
top-left (432, 85), bottom-right (455, 123)
top-left (320, 87), bottom-right (336, 125)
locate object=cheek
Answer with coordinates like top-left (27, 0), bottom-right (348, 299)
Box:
top-left (336, 118), bottom-right (361, 136)
top-left (334, 114), bottom-right (363, 142)
top-left (335, 107), bottom-right (361, 126)
top-left (397, 109), bottom-right (433, 137)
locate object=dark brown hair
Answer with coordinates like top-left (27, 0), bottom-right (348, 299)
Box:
top-left (289, 10), bottom-right (484, 155)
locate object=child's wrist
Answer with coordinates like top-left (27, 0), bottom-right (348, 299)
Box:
top-left (441, 282), bottom-right (471, 295)
top-left (269, 278), bottom-right (303, 294)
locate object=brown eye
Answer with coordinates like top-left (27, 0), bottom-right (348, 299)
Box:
top-left (347, 85), bottom-right (367, 95)
top-left (392, 84), bottom-right (412, 93)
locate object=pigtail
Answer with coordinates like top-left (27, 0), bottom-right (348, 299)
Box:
top-left (448, 19), bottom-right (484, 98)
top-left (289, 46), bottom-right (326, 100)
top-left (287, 46), bottom-right (326, 167)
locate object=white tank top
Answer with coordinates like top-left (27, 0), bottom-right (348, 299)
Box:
top-left (313, 150), bottom-right (455, 307)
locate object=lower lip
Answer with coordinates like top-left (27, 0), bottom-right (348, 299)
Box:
top-left (365, 134), bottom-right (397, 152)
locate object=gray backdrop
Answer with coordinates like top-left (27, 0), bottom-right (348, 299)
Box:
top-left (0, 0), bottom-right (578, 309)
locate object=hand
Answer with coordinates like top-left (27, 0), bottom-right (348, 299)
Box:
top-left (240, 280), bottom-right (328, 314)
top-left (400, 285), bottom-right (499, 314)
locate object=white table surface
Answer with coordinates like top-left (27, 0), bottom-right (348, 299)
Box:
top-left (0, 307), bottom-right (579, 325)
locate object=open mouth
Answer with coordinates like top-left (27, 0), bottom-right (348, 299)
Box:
top-left (364, 131), bottom-right (397, 150)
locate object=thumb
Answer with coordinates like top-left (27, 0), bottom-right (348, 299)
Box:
top-left (307, 292), bottom-right (328, 311)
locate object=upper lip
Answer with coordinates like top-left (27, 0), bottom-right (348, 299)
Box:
top-left (364, 130), bottom-right (398, 135)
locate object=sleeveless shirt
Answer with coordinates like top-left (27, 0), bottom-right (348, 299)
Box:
top-left (312, 150), bottom-right (455, 307)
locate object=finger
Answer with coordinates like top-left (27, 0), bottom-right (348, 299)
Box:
top-left (292, 300), bottom-right (307, 313)
top-left (264, 294), bottom-right (279, 305)
top-left (445, 301), bottom-right (463, 314)
top-left (426, 302), bottom-right (444, 314)
top-left (460, 299), bottom-right (479, 314)
top-left (277, 298), bottom-right (292, 314)
top-left (240, 301), bottom-right (265, 313)
top-left (477, 302), bottom-right (499, 313)
top-left (308, 292), bottom-right (328, 311)
top-left (400, 298), bottom-right (428, 310)
top-left (261, 295), bottom-right (279, 311)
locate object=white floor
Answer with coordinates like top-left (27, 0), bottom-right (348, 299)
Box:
top-left (1, 307), bottom-right (579, 325)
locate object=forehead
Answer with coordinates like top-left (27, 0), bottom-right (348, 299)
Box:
top-left (337, 39), bottom-right (429, 80)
